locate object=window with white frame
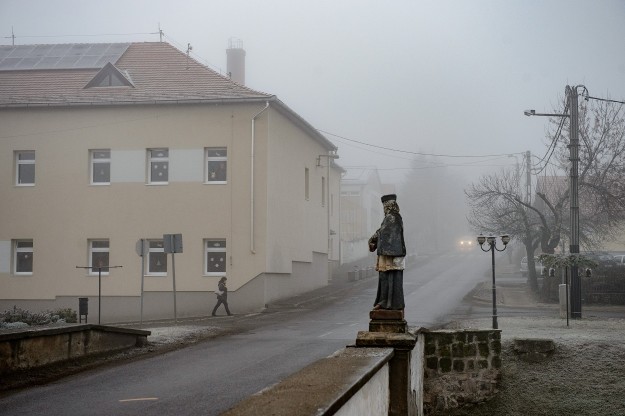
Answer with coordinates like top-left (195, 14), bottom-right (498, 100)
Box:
top-left (147, 239), bottom-right (167, 275)
top-left (89, 240), bottom-right (110, 274)
top-left (204, 239), bottom-right (226, 276)
top-left (205, 147), bottom-right (227, 183)
top-left (14, 240), bottom-right (33, 274)
top-left (15, 151), bottom-right (35, 185)
top-left (148, 148), bottom-right (169, 184)
top-left (90, 149), bottom-right (111, 184)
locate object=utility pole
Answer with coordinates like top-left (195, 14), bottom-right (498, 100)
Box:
top-left (525, 151), bottom-right (532, 204)
top-left (567, 85), bottom-right (581, 319)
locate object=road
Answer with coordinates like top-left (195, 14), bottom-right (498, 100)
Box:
top-left (0, 251), bottom-right (496, 416)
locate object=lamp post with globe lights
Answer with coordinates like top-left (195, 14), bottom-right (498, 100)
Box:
top-left (477, 233), bottom-right (510, 329)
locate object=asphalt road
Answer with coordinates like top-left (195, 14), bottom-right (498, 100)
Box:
top-left (0, 251), bottom-right (495, 416)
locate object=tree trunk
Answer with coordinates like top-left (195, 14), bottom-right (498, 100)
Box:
top-left (524, 239), bottom-right (539, 293)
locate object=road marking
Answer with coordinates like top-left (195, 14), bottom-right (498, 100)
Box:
top-left (119, 398), bottom-right (159, 402)
top-left (319, 331), bottom-right (334, 338)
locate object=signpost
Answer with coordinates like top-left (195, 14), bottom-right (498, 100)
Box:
top-left (75, 264), bottom-right (122, 325)
top-left (135, 239), bottom-right (147, 325)
top-left (163, 234), bottom-right (183, 324)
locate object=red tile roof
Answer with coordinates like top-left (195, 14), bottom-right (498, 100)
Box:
top-left (0, 42), bottom-right (272, 106)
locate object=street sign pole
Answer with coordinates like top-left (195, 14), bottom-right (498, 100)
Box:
top-left (172, 252), bottom-right (177, 324)
top-left (163, 234), bottom-right (183, 325)
top-left (75, 265), bottom-right (122, 325)
top-left (136, 239), bottom-right (146, 325)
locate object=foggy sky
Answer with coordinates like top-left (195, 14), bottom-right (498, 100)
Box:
top-left (2, 0), bottom-right (624, 187)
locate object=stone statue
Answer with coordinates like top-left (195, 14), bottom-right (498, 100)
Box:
top-left (368, 194), bottom-right (406, 310)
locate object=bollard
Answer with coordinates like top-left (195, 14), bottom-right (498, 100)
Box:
top-left (79, 297), bottom-right (88, 323)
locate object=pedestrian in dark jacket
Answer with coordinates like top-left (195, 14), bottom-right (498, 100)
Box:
top-left (212, 277), bottom-right (232, 316)
top-left (368, 194), bottom-right (406, 310)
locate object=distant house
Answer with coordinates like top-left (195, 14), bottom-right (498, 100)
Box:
top-left (339, 167), bottom-right (385, 265)
top-left (0, 42), bottom-right (340, 322)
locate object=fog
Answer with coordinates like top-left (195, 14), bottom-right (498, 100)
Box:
top-left (3, 0), bottom-right (624, 235)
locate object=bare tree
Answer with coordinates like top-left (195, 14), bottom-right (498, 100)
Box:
top-left (466, 92), bottom-right (625, 298)
top-left (466, 167), bottom-right (544, 292)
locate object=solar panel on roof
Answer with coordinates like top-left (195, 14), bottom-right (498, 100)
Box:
top-left (33, 56), bottom-right (61, 69)
top-left (15, 57), bottom-right (41, 70)
top-left (0, 57), bottom-right (22, 69)
top-left (75, 55), bottom-right (100, 67)
top-left (0, 43), bottom-right (131, 71)
top-left (6, 45), bottom-right (36, 58)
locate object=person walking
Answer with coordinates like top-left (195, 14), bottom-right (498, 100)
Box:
top-left (368, 194), bottom-right (406, 311)
top-left (212, 277), bottom-right (232, 316)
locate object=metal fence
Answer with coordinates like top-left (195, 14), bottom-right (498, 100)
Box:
top-left (582, 266), bottom-right (625, 304)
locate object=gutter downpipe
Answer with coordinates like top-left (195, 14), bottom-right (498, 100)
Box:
top-left (251, 102), bottom-right (270, 254)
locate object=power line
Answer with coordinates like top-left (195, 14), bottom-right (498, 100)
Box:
top-left (532, 99), bottom-right (569, 175)
top-left (4, 31), bottom-right (159, 39)
top-left (585, 95), bottom-right (625, 105)
top-left (317, 129), bottom-right (525, 159)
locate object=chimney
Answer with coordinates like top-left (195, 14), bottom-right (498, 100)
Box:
top-left (226, 37), bottom-right (246, 85)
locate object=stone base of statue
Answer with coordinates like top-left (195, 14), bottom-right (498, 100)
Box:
top-left (368, 309), bottom-right (407, 333)
top-left (356, 309), bottom-right (416, 415)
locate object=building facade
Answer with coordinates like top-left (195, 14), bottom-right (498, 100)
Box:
top-left (0, 42), bottom-right (340, 322)
top-left (339, 167), bottom-right (385, 265)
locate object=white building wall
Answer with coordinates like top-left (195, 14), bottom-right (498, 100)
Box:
top-left (0, 101), bottom-right (333, 320)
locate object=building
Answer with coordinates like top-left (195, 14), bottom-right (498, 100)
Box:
top-left (339, 167), bottom-right (385, 265)
top-left (0, 42), bottom-right (340, 322)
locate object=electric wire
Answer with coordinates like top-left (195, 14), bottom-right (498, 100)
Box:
top-left (585, 95), bottom-right (625, 105)
top-left (317, 129), bottom-right (525, 159)
top-left (532, 100), bottom-right (569, 175)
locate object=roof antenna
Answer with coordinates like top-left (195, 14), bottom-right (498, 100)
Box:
top-left (11, 26), bottom-right (15, 46)
top-left (158, 23), bottom-right (163, 42)
top-left (186, 43), bottom-right (193, 69)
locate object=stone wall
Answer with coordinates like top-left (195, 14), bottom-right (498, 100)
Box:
top-left (423, 329), bottom-right (501, 414)
top-left (0, 325), bottom-right (150, 375)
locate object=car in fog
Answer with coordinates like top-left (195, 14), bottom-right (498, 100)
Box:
top-left (580, 251), bottom-right (618, 272)
top-left (612, 254), bottom-right (625, 266)
top-left (520, 256), bottom-right (544, 277)
top-left (458, 238), bottom-right (475, 251)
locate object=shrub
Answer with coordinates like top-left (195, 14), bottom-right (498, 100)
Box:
top-left (54, 308), bottom-right (77, 323)
top-left (0, 305), bottom-right (78, 327)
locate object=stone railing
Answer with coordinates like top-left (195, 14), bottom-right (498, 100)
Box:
top-left (224, 310), bottom-right (501, 416)
top-left (0, 324), bottom-right (150, 375)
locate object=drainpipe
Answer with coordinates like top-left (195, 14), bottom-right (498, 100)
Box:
top-left (251, 102), bottom-right (269, 254)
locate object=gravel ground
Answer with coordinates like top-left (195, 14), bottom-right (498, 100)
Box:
top-left (444, 310), bottom-right (625, 415)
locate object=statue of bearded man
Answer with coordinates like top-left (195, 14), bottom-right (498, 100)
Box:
top-left (368, 194), bottom-right (406, 310)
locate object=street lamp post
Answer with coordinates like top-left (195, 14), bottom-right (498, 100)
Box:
top-left (477, 233), bottom-right (510, 329)
top-left (525, 84), bottom-right (584, 318)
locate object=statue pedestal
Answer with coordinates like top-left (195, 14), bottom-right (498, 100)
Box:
top-left (356, 310), bottom-right (416, 416)
top-left (369, 309), bottom-right (407, 333)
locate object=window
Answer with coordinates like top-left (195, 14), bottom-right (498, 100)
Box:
top-left (16, 151), bottom-right (35, 185)
top-left (89, 240), bottom-right (109, 274)
top-left (305, 168), bottom-right (310, 200)
top-left (90, 149), bottom-right (111, 184)
top-left (148, 239), bottom-right (167, 275)
top-left (148, 148), bottom-right (169, 184)
top-left (14, 240), bottom-right (33, 274)
top-left (321, 176), bottom-right (326, 207)
top-left (205, 147), bottom-right (227, 183)
top-left (204, 239), bottom-right (226, 276)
